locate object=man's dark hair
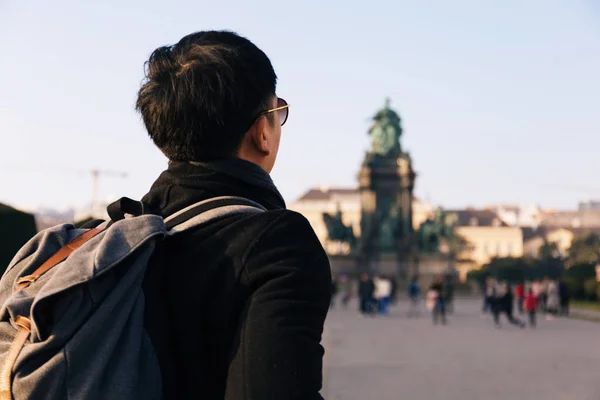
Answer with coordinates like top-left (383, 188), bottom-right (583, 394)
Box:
top-left (136, 31), bottom-right (277, 161)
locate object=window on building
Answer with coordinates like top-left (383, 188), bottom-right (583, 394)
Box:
top-left (484, 242), bottom-right (496, 256)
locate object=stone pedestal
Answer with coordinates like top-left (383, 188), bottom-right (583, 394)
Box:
top-left (412, 253), bottom-right (454, 289)
top-left (356, 152), bottom-right (416, 277)
top-left (329, 254), bottom-right (358, 277)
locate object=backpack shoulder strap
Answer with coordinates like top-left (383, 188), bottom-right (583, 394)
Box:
top-left (15, 221), bottom-right (110, 291)
top-left (16, 197), bottom-right (263, 290)
top-left (165, 196), bottom-right (266, 232)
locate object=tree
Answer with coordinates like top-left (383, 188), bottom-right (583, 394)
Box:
top-left (565, 263), bottom-right (596, 280)
top-left (532, 259), bottom-right (564, 280)
top-left (539, 240), bottom-right (560, 261)
top-left (485, 257), bottom-right (532, 283)
top-left (467, 268), bottom-right (490, 284)
top-left (470, 256), bottom-right (565, 285)
top-left (448, 233), bottom-right (471, 262)
top-left (583, 278), bottom-right (598, 301)
top-left (563, 276), bottom-right (583, 299)
top-left (530, 238), bottom-right (564, 277)
top-left (565, 263), bottom-right (596, 300)
top-left (0, 203), bottom-right (38, 275)
top-left (567, 233), bottom-right (600, 266)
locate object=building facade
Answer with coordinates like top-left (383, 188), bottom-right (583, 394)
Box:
top-left (290, 188), bottom-right (525, 282)
top-left (445, 209), bottom-right (524, 281)
top-left (289, 186), bottom-right (434, 255)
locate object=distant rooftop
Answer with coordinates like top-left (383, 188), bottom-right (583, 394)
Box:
top-left (539, 209), bottom-right (600, 229)
top-left (446, 209), bottom-right (508, 227)
top-left (296, 187), bottom-right (359, 201)
top-left (295, 187), bottom-right (422, 203)
top-left (485, 204), bottom-right (520, 212)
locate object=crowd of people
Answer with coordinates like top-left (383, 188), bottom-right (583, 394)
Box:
top-left (331, 273), bottom-right (398, 316)
top-left (482, 277), bottom-right (570, 328)
top-left (331, 274), bottom-right (572, 331)
top-left (331, 273), bottom-right (456, 325)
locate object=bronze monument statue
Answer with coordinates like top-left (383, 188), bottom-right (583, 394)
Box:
top-left (418, 207), bottom-right (460, 254)
top-left (321, 97), bottom-right (461, 286)
top-left (367, 98), bottom-right (403, 157)
top-left (322, 206), bottom-right (356, 248)
top-left (356, 98), bottom-right (415, 275)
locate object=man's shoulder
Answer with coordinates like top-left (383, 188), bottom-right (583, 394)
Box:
top-left (246, 209), bottom-right (324, 252)
top-left (242, 209), bottom-right (329, 270)
top-left (257, 209), bottom-right (316, 230)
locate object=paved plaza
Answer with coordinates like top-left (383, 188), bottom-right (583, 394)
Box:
top-left (322, 298), bottom-right (600, 400)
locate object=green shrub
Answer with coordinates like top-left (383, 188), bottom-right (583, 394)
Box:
top-left (563, 276), bottom-right (583, 299)
top-left (566, 263), bottom-right (596, 281)
top-left (583, 278), bottom-right (598, 301)
top-left (467, 268), bottom-right (489, 284)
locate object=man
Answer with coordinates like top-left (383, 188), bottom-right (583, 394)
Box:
top-left (429, 276), bottom-right (447, 325)
top-left (358, 273), bottom-right (375, 315)
top-left (374, 276), bottom-right (392, 315)
top-left (339, 274), bottom-right (353, 308)
top-left (136, 31), bottom-right (332, 399)
top-left (408, 276), bottom-right (421, 318)
top-left (482, 277), bottom-right (495, 314)
top-left (493, 283), bottom-right (525, 329)
top-left (442, 273), bottom-right (455, 314)
top-left (515, 280), bottom-right (525, 314)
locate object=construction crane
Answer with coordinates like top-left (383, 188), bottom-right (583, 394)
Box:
top-left (1, 164), bottom-right (128, 215)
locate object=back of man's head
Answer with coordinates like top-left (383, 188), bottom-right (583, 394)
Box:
top-left (136, 31), bottom-right (277, 161)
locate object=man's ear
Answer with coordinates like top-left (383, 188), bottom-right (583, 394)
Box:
top-left (248, 116), bottom-right (270, 155)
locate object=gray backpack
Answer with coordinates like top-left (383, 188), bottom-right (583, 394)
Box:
top-left (0, 196), bottom-right (265, 400)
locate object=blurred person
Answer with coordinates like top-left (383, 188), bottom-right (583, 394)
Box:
top-left (408, 276), bottom-right (421, 318)
top-left (482, 277), bottom-right (496, 314)
top-left (540, 276), bottom-right (550, 313)
top-left (135, 31), bottom-right (331, 399)
top-left (330, 277), bottom-right (339, 309)
top-left (532, 279), bottom-right (542, 310)
top-left (339, 274), bottom-right (353, 309)
top-left (429, 276), bottom-right (447, 325)
top-left (559, 279), bottom-right (570, 316)
top-left (493, 283), bottom-right (525, 329)
top-left (359, 273), bottom-right (375, 316)
top-left (390, 275), bottom-right (399, 304)
top-left (546, 279), bottom-right (560, 320)
top-left (524, 288), bottom-right (538, 328)
top-left (374, 276), bottom-right (392, 315)
top-left (443, 273), bottom-right (455, 314)
top-left (515, 281), bottom-right (525, 314)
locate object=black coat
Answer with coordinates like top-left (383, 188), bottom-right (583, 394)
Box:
top-left (359, 279), bottom-right (375, 298)
top-left (140, 160), bottom-right (332, 399)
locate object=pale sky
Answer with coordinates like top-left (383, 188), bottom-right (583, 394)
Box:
top-left (1, 0), bottom-right (599, 212)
